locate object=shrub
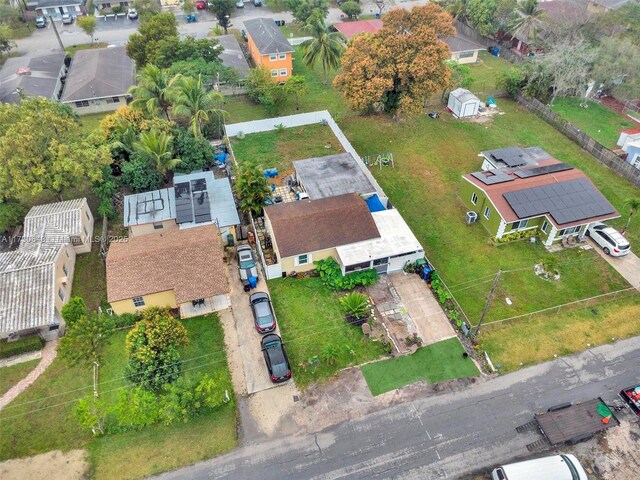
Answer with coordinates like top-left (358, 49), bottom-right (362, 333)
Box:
top-left (112, 312), bottom-right (140, 329)
top-left (125, 346), bottom-right (183, 391)
top-left (493, 228), bottom-right (539, 244)
top-left (108, 387), bottom-right (163, 433)
top-left (321, 344), bottom-right (340, 366)
top-left (315, 257), bottom-right (378, 291)
top-left (120, 153), bottom-right (164, 192)
top-left (0, 202), bottom-right (27, 233)
top-left (172, 127), bottom-right (215, 173)
top-left (0, 336), bottom-right (44, 359)
top-left (61, 297), bottom-right (88, 327)
top-left (339, 292), bottom-right (370, 319)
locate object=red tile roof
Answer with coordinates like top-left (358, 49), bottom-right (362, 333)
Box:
top-left (620, 126), bottom-right (640, 135)
top-left (463, 159), bottom-right (619, 228)
top-left (334, 20), bottom-right (383, 39)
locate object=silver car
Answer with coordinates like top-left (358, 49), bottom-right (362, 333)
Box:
top-left (61, 13), bottom-right (73, 24)
top-left (586, 222), bottom-right (630, 257)
top-left (237, 245), bottom-right (259, 282)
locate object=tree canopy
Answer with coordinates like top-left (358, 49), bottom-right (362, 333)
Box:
top-left (0, 98), bottom-right (110, 202)
top-left (153, 36), bottom-right (223, 69)
top-left (334, 4), bottom-right (454, 118)
top-left (126, 13), bottom-right (178, 67)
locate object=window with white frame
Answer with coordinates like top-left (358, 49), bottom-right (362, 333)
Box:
top-left (471, 192), bottom-right (478, 205)
top-left (483, 206), bottom-right (491, 219)
top-left (280, 68), bottom-right (287, 76)
top-left (458, 50), bottom-right (475, 58)
top-left (75, 100), bottom-right (89, 108)
top-left (558, 225), bottom-right (581, 236)
top-left (271, 69), bottom-right (278, 77)
top-left (132, 296), bottom-right (145, 307)
top-left (269, 53), bottom-right (277, 61)
top-left (278, 53), bottom-right (286, 60)
top-left (541, 220), bottom-right (550, 234)
top-left (295, 254), bottom-right (311, 266)
top-left (345, 261), bottom-right (372, 273)
top-left (512, 219), bottom-right (528, 230)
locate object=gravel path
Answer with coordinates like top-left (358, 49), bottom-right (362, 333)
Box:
top-left (0, 339), bottom-right (58, 411)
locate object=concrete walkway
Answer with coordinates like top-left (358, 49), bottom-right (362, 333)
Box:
top-left (389, 273), bottom-right (457, 346)
top-left (0, 339), bottom-right (58, 411)
top-left (588, 239), bottom-right (640, 291)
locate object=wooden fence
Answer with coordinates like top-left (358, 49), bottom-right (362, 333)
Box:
top-left (515, 94), bottom-right (640, 187)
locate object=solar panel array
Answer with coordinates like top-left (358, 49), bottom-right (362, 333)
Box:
top-left (174, 178), bottom-right (214, 225)
top-left (489, 147), bottom-right (528, 167)
top-left (514, 162), bottom-right (573, 179)
top-left (175, 182), bottom-right (194, 224)
top-left (471, 169), bottom-right (515, 185)
top-left (503, 178), bottom-right (615, 225)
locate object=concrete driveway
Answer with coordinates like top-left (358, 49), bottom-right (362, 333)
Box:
top-left (588, 239), bottom-right (640, 290)
top-left (388, 273), bottom-right (457, 346)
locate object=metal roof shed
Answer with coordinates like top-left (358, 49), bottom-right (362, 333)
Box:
top-left (447, 88), bottom-right (480, 118)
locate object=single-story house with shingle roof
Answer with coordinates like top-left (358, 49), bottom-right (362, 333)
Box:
top-left (61, 46), bottom-right (134, 115)
top-left (0, 52), bottom-right (67, 105)
top-left (1, 198), bottom-right (93, 340)
top-left (244, 18), bottom-right (294, 81)
top-left (263, 193), bottom-right (424, 276)
top-left (106, 225), bottom-right (230, 318)
top-left (27, 0), bottom-right (83, 19)
top-left (216, 34), bottom-right (251, 79)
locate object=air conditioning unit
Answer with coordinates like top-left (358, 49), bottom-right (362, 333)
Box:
top-left (466, 211), bottom-right (479, 224)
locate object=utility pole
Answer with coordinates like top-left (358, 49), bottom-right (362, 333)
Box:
top-left (50, 16), bottom-right (65, 51)
top-left (93, 361), bottom-right (100, 398)
top-left (472, 269), bottom-right (501, 339)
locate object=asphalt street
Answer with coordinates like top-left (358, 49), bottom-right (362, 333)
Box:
top-left (153, 336), bottom-right (640, 480)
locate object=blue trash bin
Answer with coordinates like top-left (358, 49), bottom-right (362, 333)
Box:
top-left (248, 276), bottom-right (258, 289)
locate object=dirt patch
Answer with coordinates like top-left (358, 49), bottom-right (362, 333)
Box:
top-left (218, 309), bottom-right (247, 396)
top-left (569, 419), bottom-right (640, 480)
top-left (248, 383), bottom-right (300, 437)
top-left (0, 449), bottom-right (88, 480)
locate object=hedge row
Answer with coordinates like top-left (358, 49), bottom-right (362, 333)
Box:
top-left (0, 336), bottom-right (45, 359)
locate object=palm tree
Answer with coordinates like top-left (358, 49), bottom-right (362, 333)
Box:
top-left (301, 16), bottom-right (346, 85)
top-left (169, 74), bottom-right (226, 138)
top-left (233, 165), bottom-right (271, 217)
top-left (622, 198), bottom-right (640, 233)
top-left (510, 0), bottom-right (545, 47)
top-left (134, 130), bottom-right (181, 183)
top-left (128, 64), bottom-right (172, 120)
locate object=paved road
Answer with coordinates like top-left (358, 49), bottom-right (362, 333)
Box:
top-left (154, 336), bottom-right (640, 480)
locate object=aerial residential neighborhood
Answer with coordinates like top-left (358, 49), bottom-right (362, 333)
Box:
top-left (0, 0), bottom-right (639, 479)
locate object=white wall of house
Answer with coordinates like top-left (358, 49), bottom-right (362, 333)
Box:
top-left (65, 95), bottom-right (127, 115)
top-left (179, 293), bottom-right (231, 318)
top-left (38, 4), bottom-right (81, 18)
top-left (450, 50), bottom-right (479, 64)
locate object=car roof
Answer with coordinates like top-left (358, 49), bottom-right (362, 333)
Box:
top-left (261, 333), bottom-right (281, 347)
top-left (250, 292), bottom-right (269, 302)
top-left (237, 245), bottom-right (252, 251)
top-left (602, 228), bottom-right (629, 244)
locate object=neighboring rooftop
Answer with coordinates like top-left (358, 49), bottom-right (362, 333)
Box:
top-left (464, 159), bottom-right (619, 227)
top-left (336, 209), bottom-right (423, 267)
top-left (589, 0), bottom-right (633, 9)
top-left (481, 146), bottom-right (553, 169)
top-left (443, 34), bottom-right (485, 53)
top-left (61, 46), bottom-right (134, 102)
top-left (216, 34), bottom-right (251, 78)
top-left (0, 52), bottom-right (66, 104)
top-left (294, 153), bottom-right (377, 200)
top-left (106, 225), bottom-right (229, 304)
top-left (123, 173), bottom-right (240, 229)
top-left (26, 0), bottom-right (80, 8)
top-left (23, 198), bottom-right (88, 241)
top-left (449, 88), bottom-right (479, 104)
top-left (244, 18), bottom-right (293, 55)
top-left (333, 19), bottom-right (383, 39)
top-left (264, 193), bottom-right (380, 258)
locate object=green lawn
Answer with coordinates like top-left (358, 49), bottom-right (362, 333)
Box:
top-left (268, 277), bottom-right (386, 388)
top-left (0, 360), bottom-right (40, 397)
top-left (0, 315), bottom-right (237, 479)
top-left (480, 293), bottom-right (640, 371)
top-left (360, 338), bottom-right (480, 396)
top-left (468, 51), bottom-right (513, 97)
top-left (550, 98), bottom-right (637, 149)
top-left (72, 247), bottom-right (107, 311)
top-left (65, 43), bottom-right (109, 58)
top-left (79, 112), bottom-right (108, 135)
top-left (231, 123), bottom-right (344, 175)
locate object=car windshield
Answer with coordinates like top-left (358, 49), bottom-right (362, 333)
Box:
top-left (239, 254), bottom-right (255, 269)
top-left (268, 348), bottom-right (287, 375)
top-left (254, 301), bottom-right (273, 325)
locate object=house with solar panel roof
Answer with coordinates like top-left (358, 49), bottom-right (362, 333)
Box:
top-left (460, 146), bottom-right (620, 246)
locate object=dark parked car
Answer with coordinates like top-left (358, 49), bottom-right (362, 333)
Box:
top-left (253, 0), bottom-right (262, 5)
top-left (237, 245), bottom-right (259, 283)
top-left (261, 334), bottom-right (291, 383)
top-left (35, 16), bottom-right (47, 28)
top-left (249, 292), bottom-right (276, 333)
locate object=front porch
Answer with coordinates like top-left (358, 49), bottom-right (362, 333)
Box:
top-left (179, 294), bottom-right (231, 319)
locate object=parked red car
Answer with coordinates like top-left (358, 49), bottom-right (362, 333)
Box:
top-left (196, 0), bottom-right (206, 9)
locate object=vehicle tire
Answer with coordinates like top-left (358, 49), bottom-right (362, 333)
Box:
top-left (604, 247), bottom-right (610, 255)
top-left (585, 229), bottom-right (590, 237)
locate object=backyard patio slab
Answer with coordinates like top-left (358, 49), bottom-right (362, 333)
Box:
top-left (387, 273), bottom-right (457, 346)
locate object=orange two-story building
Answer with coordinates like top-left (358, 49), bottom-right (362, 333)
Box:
top-left (244, 18), bottom-right (294, 81)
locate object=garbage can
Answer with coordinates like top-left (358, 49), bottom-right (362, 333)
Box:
top-left (242, 279), bottom-right (251, 292)
top-left (227, 234), bottom-right (234, 247)
top-left (248, 276), bottom-right (258, 289)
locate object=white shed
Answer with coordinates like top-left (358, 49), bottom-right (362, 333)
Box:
top-left (447, 88), bottom-right (480, 118)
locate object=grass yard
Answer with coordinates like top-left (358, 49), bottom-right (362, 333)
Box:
top-left (268, 277), bottom-right (386, 388)
top-left (65, 43), bottom-right (109, 57)
top-left (72, 247), bottom-right (107, 311)
top-left (480, 293), bottom-right (640, 371)
top-left (79, 112), bottom-right (108, 135)
top-left (468, 51), bottom-right (513, 97)
top-left (231, 123), bottom-right (344, 175)
top-left (0, 360), bottom-right (40, 397)
top-left (360, 338), bottom-right (480, 396)
top-left (0, 315), bottom-right (237, 479)
top-left (550, 97), bottom-right (637, 149)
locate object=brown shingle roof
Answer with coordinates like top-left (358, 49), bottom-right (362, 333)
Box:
top-left (106, 225), bottom-right (228, 304)
top-left (463, 159), bottom-right (619, 228)
top-left (264, 193), bottom-right (380, 258)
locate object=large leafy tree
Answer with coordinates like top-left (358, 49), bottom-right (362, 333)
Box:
top-left (245, 67), bottom-right (308, 115)
top-left (466, 0), bottom-right (497, 37)
top-left (288, 0), bottom-right (329, 23)
top-left (121, 153), bottom-right (164, 192)
top-left (234, 165), bottom-right (271, 217)
top-left (334, 4), bottom-right (454, 118)
top-left (0, 98), bottom-right (110, 201)
top-left (77, 16), bottom-right (97, 44)
top-left (172, 127), bottom-right (215, 173)
top-left (592, 37), bottom-right (640, 101)
top-left (128, 64), bottom-right (172, 119)
top-left (134, 130), bottom-right (181, 182)
top-left (153, 36), bottom-right (223, 69)
top-left (209, 0), bottom-right (235, 34)
top-left (301, 16), bottom-right (346, 84)
top-left (0, 25), bottom-right (13, 55)
top-left (126, 13), bottom-right (178, 67)
top-left (133, 0), bottom-right (161, 20)
top-left (169, 74), bottom-right (226, 138)
top-left (59, 314), bottom-right (115, 369)
top-left (509, 0), bottom-right (544, 45)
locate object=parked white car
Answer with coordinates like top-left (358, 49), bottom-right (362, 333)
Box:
top-left (586, 222), bottom-right (630, 257)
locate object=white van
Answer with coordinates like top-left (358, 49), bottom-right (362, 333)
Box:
top-left (491, 454), bottom-right (589, 480)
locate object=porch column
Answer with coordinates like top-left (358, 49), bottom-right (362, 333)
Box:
top-left (544, 226), bottom-right (557, 246)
